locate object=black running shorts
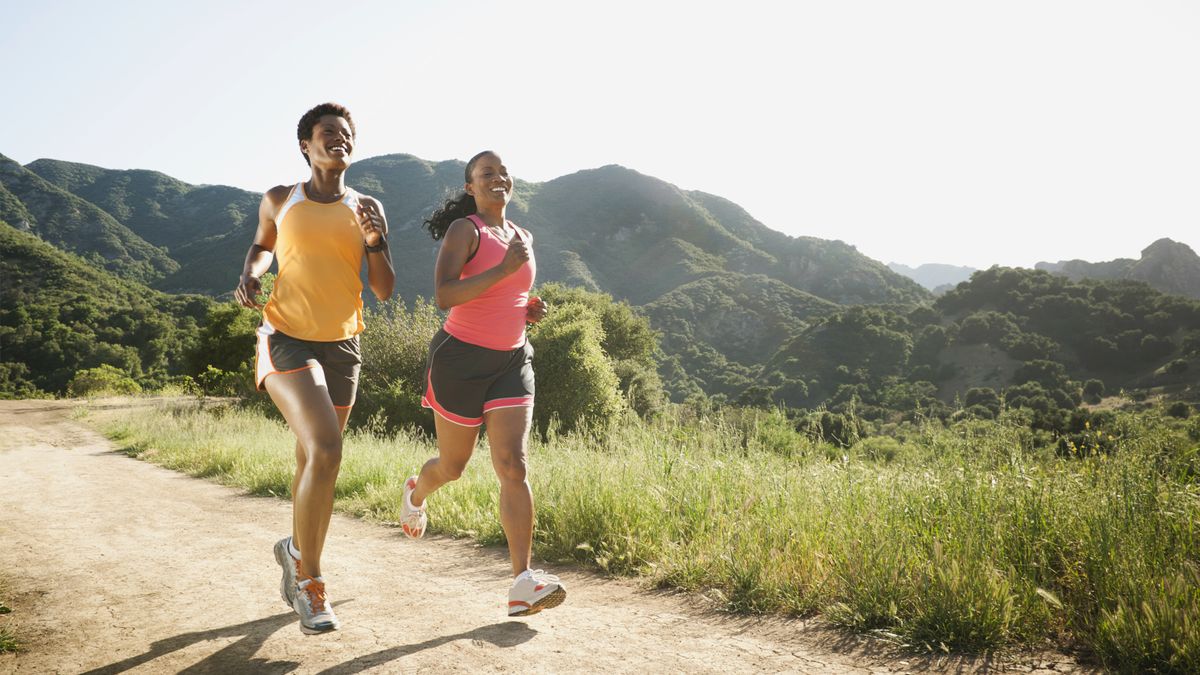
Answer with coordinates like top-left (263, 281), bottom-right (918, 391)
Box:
top-left (255, 320), bottom-right (362, 408)
top-left (422, 328), bottom-right (535, 427)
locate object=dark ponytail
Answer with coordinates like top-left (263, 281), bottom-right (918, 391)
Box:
top-left (424, 193), bottom-right (478, 241)
top-left (423, 150), bottom-right (496, 240)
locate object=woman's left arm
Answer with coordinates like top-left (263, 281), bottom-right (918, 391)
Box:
top-left (358, 196), bottom-right (396, 300)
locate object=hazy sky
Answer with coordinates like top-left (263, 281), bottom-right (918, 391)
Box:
top-left (3, 0), bottom-right (1197, 269)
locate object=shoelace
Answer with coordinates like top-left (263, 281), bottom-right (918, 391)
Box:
top-left (298, 576), bottom-right (328, 613)
top-left (527, 569), bottom-right (560, 584)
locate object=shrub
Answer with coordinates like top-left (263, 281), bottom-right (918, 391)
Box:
top-left (196, 365), bottom-right (248, 397)
top-left (538, 283), bottom-right (666, 417)
top-left (956, 311), bottom-right (1019, 345)
top-left (797, 410), bottom-right (864, 448)
top-left (67, 364), bottom-right (142, 397)
top-left (1166, 402), bottom-right (1191, 419)
top-left (354, 297), bottom-right (443, 432)
top-left (528, 302), bottom-right (625, 435)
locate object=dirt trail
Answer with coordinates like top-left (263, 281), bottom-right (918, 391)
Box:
top-left (0, 400), bottom-right (1087, 674)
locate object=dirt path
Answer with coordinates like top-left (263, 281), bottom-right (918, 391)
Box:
top-left (0, 400), bottom-right (1087, 674)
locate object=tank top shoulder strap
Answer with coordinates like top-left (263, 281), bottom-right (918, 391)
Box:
top-left (275, 182), bottom-right (307, 227)
top-left (464, 213), bottom-right (485, 263)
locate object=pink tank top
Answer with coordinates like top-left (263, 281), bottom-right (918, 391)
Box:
top-left (443, 214), bottom-right (536, 350)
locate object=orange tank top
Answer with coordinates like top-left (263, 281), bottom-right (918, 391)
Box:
top-left (263, 182), bottom-right (366, 341)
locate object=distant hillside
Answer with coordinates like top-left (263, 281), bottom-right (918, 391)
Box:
top-left (765, 267), bottom-right (1200, 411)
top-left (6, 151), bottom-right (930, 402)
top-left (643, 273), bottom-right (839, 398)
top-left (0, 154), bottom-right (177, 284)
top-left (1036, 238), bottom-right (1200, 299)
top-left (0, 220), bottom-right (210, 396)
top-left (888, 262), bottom-right (977, 291)
top-left (27, 159), bottom-right (260, 251)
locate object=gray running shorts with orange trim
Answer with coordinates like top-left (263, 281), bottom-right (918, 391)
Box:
top-left (422, 328), bottom-right (534, 427)
top-left (255, 320), bottom-right (362, 408)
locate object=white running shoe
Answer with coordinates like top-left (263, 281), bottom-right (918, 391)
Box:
top-left (294, 574), bottom-right (340, 635)
top-left (400, 475), bottom-right (427, 539)
top-left (508, 569), bottom-right (566, 617)
top-left (273, 536), bottom-right (300, 607)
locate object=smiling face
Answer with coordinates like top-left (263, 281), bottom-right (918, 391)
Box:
top-left (464, 152), bottom-right (513, 206)
top-left (300, 114), bottom-right (355, 170)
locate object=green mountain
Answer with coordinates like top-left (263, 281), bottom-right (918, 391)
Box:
top-left (0, 220), bottom-right (210, 396)
top-left (6, 151), bottom-right (930, 403)
top-left (1035, 238), bottom-right (1200, 300)
top-left (26, 159), bottom-right (260, 250)
top-left (344, 158), bottom-right (926, 399)
top-left (766, 267), bottom-right (1200, 413)
top-left (0, 154), bottom-right (177, 284)
top-left (24, 158), bottom-right (262, 293)
top-left (644, 273), bottom-right (839, 398)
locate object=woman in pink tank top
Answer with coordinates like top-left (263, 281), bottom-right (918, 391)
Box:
top-left (399, 151), bottom-right (566, 617)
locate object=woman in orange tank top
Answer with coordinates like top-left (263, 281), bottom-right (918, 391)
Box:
top-left (399, 151), bottom-right (566, 617)
top-left (233, 103), bottom-right (395, 635)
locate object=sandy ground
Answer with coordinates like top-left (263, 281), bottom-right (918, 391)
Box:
top-left (0, 399), bottom-right (1094, 674)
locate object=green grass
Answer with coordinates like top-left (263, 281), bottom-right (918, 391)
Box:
top-left (87, 401), bottom-right (1200, 673)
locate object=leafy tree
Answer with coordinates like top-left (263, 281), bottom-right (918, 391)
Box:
top-left (538, 283), bottom-right (666, 418)
top-left (956, 311), bottom-right (1019, 345)
top-left (529, 302), bottom-right (625, 434)
top-left (964, 387), bottom-right (1001, 417)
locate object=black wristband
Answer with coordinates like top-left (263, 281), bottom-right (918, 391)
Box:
top-left (365, 238), bottom-right (387, 253)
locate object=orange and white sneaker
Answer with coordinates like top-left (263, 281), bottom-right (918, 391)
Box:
top-left (400, 475), bottom-right (427, 539)
top-left (507, 569), bottom-right (566, 617)
top-left (293, 574), bottom-right (340, 635)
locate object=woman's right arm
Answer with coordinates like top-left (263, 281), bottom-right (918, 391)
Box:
top-left (234, 187), bottom-right (287, 309)
top-left (433, 218), bottom-right (529, 310)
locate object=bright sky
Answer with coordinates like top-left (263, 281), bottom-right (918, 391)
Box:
top-left (3, 0), bottom-right (1197, 269)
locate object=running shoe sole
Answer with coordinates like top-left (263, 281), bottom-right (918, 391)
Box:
top-left (299, 618), bottom-right (340, 635)
top-left (508, 586), bottom-right (567, 617)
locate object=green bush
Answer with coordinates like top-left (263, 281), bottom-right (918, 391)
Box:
top-left (797, 410), bottom-right (864, 448)
top-left (529, 302), bottom-right (625, 435)
top-left (354, 297), bottom-right (443, 433)
top-left (538, 283), bottom-right (666, 418)
top-left (1083, 379), bottom-right (1105, 404)
top-left (196, 365), bottom-right (250, 397)
top-left (854, 435), bottom-right (903, 462)
top-left (67, 364), bottom-right (142, 397)
top-left (1166, 402), bottom-right (1191, 419)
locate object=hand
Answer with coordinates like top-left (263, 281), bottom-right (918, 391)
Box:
top-left (357, 200), bottom-right (387, 248)
top-left (234, 274), bottom-right (263, 309)
top-left (500, 238), bottom-right (530, 274)
top-left (526, 296), bottom-right (548, 324)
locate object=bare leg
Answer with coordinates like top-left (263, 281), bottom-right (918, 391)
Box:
top-left (484, 406), bottom-right (534, 577)
top-left (291, 407), bottom-right (351, 558)
top-left (410, 412), bottom-right (479, 507)
top-left (265, 369), bottom-right (342, 579)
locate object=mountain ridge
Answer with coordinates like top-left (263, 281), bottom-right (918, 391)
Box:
top-left (1036, 238), bottom-right (1200, 299)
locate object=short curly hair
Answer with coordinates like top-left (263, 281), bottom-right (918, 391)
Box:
top-left (297, 102), bottom-right (356, 166)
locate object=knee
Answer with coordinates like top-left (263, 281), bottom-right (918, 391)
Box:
top-left (306, 439), bottom-right (343, 475)
top-left (440, 461), bottom-right (468, 482)
top-left (494, 453), bottom-right (527, 484)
